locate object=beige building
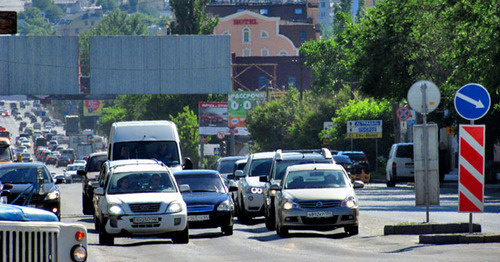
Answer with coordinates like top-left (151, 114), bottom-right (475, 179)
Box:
top-left (214, 10), bottom-right (299, 57)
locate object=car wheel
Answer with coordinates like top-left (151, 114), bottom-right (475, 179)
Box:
top-left (237, 196), bottom-right (251, 224)
top-left (98, 219), bottom-right (114, 245)
top-left (386, 174), bottom-right (396, 187)
top-left (265, 205), bottom-right (275, 230)
top-left (221, 225), bottom-right (233, 236)
top-left (276, 223), bottom-right (289, 238)
top-left (345, 225), bottom-right (359, 235)
top-left (172, 226), bottom-right (189, 244)
top-left (82, 194), bottom-right (92, 215)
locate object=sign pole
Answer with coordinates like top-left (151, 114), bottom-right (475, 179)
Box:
top-left (421, 83), bottom-right (430, 223)
top-left (469, 119), bottom-right (474, 233)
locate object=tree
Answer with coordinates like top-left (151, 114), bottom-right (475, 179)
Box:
top-left (169, 0), bottom-right (218, 35)
top-left (32, 0), bottom-right (63, 21)
top-left (170, 106), bottom-right (201, 168)
top-left (18, 7), bottom-right (55, 36)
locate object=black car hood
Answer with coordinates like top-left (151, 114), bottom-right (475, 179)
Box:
top-left (181, 192), bottom-right (229, 205)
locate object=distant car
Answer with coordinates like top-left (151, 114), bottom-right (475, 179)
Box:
top-left (93, 159), bottom-right (189, 245)
top-left (273, 163), bottom-right (363, 237)
top-left (74, 159), bottom-right (87, 166)
top-left (214, 156), bottom-right (247, 185)
top-left (385, 143), bottom-right (414, 187)
top-left (56, 155), bottom-right (72, 168)
top-left (78, 152), bottom-right (108, 215)
top-left (21, 139), bottom-right (32, 148)
top-left (45, 153), bottom-right (58, 165)
top-left (63, 163), bottom-right (86, 183)
top-left (14, 145), bottom-right (28, 156)
top-left (21, 152), bottom-right (33, 162)
top-left (174, 170), bottom-right (236, 235)
top-left (333, 155), bottom-right (353, 173)
top-left (0, 162), bottom-right (62, 219)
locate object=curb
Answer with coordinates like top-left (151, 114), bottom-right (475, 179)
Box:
top-left (419, 233), bottom-right (500, 244)
top-left (384, 223), bottom-right (481, 235)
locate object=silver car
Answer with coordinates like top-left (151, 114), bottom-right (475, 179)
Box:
top-left (272, 163), bottom-right (364, 237)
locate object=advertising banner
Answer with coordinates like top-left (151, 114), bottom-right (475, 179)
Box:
top-left (228, 91), bottom-right (266, 128)
top-left (83, 100), bottom-right (103, 116)
top-left (198, 102), bottom-right (228, 135)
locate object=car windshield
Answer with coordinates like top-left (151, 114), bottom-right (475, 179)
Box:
top-left (88, 155), bottom-right (107, 172)
top-left (344, 153), bottom-right (366, 162)
top-left (0, 147), bottom-right (12, 161)
top-left (284, 170), bottom-right (347, 189)
top-left (174, 174), bottom-right (226, 193)
top-left (113, 141), bottom-right (180, 166)
top-left (273, 159), bottom-right (331, 180)
top-left (249, 158), bottom-right (272, 177)
top-left (0, 166), bottom-right (52, 184)
top-left (108, 172), bottom-right (176, 194)
top-left (217, 159), bottom-right (240, 174)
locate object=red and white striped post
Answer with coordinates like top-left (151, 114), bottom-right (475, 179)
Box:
top-left (458, 125), bottom-right (485, 232)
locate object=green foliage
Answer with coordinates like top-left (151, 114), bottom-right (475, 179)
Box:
top-left (18, 7), bottom-right (55, 36)
top-left (169, 0), bottom-right (219, 35)
top-left (325, 98), bottom-right (393, 169)
top-left (170, 106), bottom-right (200, 168)
top-left (32, 0), bottom-right (63, 21)
top-left (90, 10), bottom-right (148, 36)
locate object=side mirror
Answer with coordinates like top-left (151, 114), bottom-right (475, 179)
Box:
top-left (1, 190), bottom-right (11, 197)
top-left (235, 170), bottom-right (244, 178)
top-left (227, 174), bottom-right (235, 180)
top-left (353, 180), bottom-right (365, 189)
top-left (94, 187), bottom-right (104, 196)
top-left (180, 184), bottom-right (190, 193)
top-left (183, 157), bottom-right (193, 170)
top-left (91, 181), bottom-right (100, 188)
top-left (270, 184), bottom-right (281, 191)
top-left (77, 170), bottom-right (86, 176)
top-left (259, 176), bottom-right (268, 182)
top-left (228, 185), bottom-right (238, 192)
top-left (2, 183), bottom-right (13, 190)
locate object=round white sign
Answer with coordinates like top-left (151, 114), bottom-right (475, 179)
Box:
top-left (407, 80), bottom-right (441, 114)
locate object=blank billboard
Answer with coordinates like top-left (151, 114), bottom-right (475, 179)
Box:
top-left (0, 36), bottom-right (80, 95)
top-left (90, 35), bottom-right (231, 95)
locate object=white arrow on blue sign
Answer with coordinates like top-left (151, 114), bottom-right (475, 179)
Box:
top-left (454, 83), bottom-right (490, 121)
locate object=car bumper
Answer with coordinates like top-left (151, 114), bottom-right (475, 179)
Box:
top-left (187, 211), bottom-right (233, 229)
top-left (278, 207), bottom-right (358, 230)
top-left (104, 213), bottom-right (187, 236)
top-left (242, 193), bottom-right (264, 214)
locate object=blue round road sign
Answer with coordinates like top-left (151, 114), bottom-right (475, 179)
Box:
top-left (454, 83), bottom-right (490, 120)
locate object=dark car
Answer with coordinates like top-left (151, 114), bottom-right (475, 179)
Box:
top-left (214, 156), bottom-right (247, 185)
top-left (174, 170), bottom-right (236, 235)
top-left (56, 155), bottom-right (72, 167)
top-left (333, 155), bottom-right (353, 173)
top-left (77, 151), bottom-right (107, 215)
top-left (0, 162), bottom-right (62, 219)
top-left (45, 153), bottom-right (58, 165)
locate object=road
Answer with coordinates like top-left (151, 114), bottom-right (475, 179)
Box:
top-left (2, 109), bottom-right (500, 261)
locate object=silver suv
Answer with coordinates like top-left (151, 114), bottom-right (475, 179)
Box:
top-left (93, 159), bottom-right (188, 245)
top-left (234, 152), bottom-right (274, 224)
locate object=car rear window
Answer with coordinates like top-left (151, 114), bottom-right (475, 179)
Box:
top-left (396, 145), bottom-right (413, 158)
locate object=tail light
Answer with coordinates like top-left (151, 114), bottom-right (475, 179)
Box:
top-left (392, 162), bottom-right (397, 176)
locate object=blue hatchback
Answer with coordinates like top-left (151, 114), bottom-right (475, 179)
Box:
top-left (174, 170), bottom-right (236, 235)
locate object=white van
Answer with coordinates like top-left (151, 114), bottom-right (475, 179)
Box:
top-left (386, 143), bottom-right (414, 187)
top-left (108, 121), bottom-right (192, 171)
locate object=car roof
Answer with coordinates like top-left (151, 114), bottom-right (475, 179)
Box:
top-left (0, 162), bottom-right (46, 169)
top-left (278, 152), bottom-right (332, 161)
top-left (89, 151), bottom-right (107, 158)
top-left (109, 159), bottom-right (168, 173)
top-left (337, 151), bottom-right (365, 155)
top-left (286, 163), bottom-right (343, 172)
top-left (218, 156), bottom-right (247, 162)
top-left (250, 151), bottom-right (275, 159)
top-left (173, 169), bottom-right (220, 176)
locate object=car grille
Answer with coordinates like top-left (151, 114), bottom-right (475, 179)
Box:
top-left (0, 228), bottom-right (58, 262)
top-left (301, 215), bottom-right (339, 225)
top-left (129, 203), bottom-right (161, 213)
top-left (187, 204), bottom-right (214, 213)
top-left (298, 200), bottom-right (341, 208)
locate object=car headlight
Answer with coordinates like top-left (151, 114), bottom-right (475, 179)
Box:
top-left (283, 198), bottom-right (298, 210)
top-left (46, 190), bottom-right (60, 200)
top-left (166, 201), bottom-right (183, 213)
top-left (109, 204), bottom-right (125, 215)
top-left (246, 187), bottom-right (263, 194)
top-left (71, 245), bottom-right (87, 262)
top-left (341, 195), bottom-right (358, 208)
top-left (217, 199), bottom-right (233, 211)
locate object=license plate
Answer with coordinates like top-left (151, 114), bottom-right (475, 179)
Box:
top-left (307, 211), bottom-right (333, 218)
top-left (188, 215), bottom-right (210, 221)
top-left (133, 217), bottom-right (159, 223)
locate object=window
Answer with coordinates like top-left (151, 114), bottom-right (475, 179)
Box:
top-left (294, 8), bottom-right (303, 15)
top-left (300, 31), bottom-right (307, 42)
top-left (260, 9), bottom-right (268, 15)
top-left (243, 48), bottom-right (251, 57)
top-left (260, 30), bottom-right (269, 38)
top-left (278, 49), bottom-right (288, 56)
top-left (321, 2), bottom-right (326, 8)
top-left (288, 77), bottom-right (297, 89)
top-left (261, 48), bottom-right (269, 56)
top-left (242, 27), bottom-right (250, 44)
top-left (258, 76), bottom-right (267, 90)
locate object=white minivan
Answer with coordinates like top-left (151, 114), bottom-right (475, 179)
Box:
top-left (386, 143), bottom-right (414, 187)
top-left (108, 121), bottom-right (192, 172)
